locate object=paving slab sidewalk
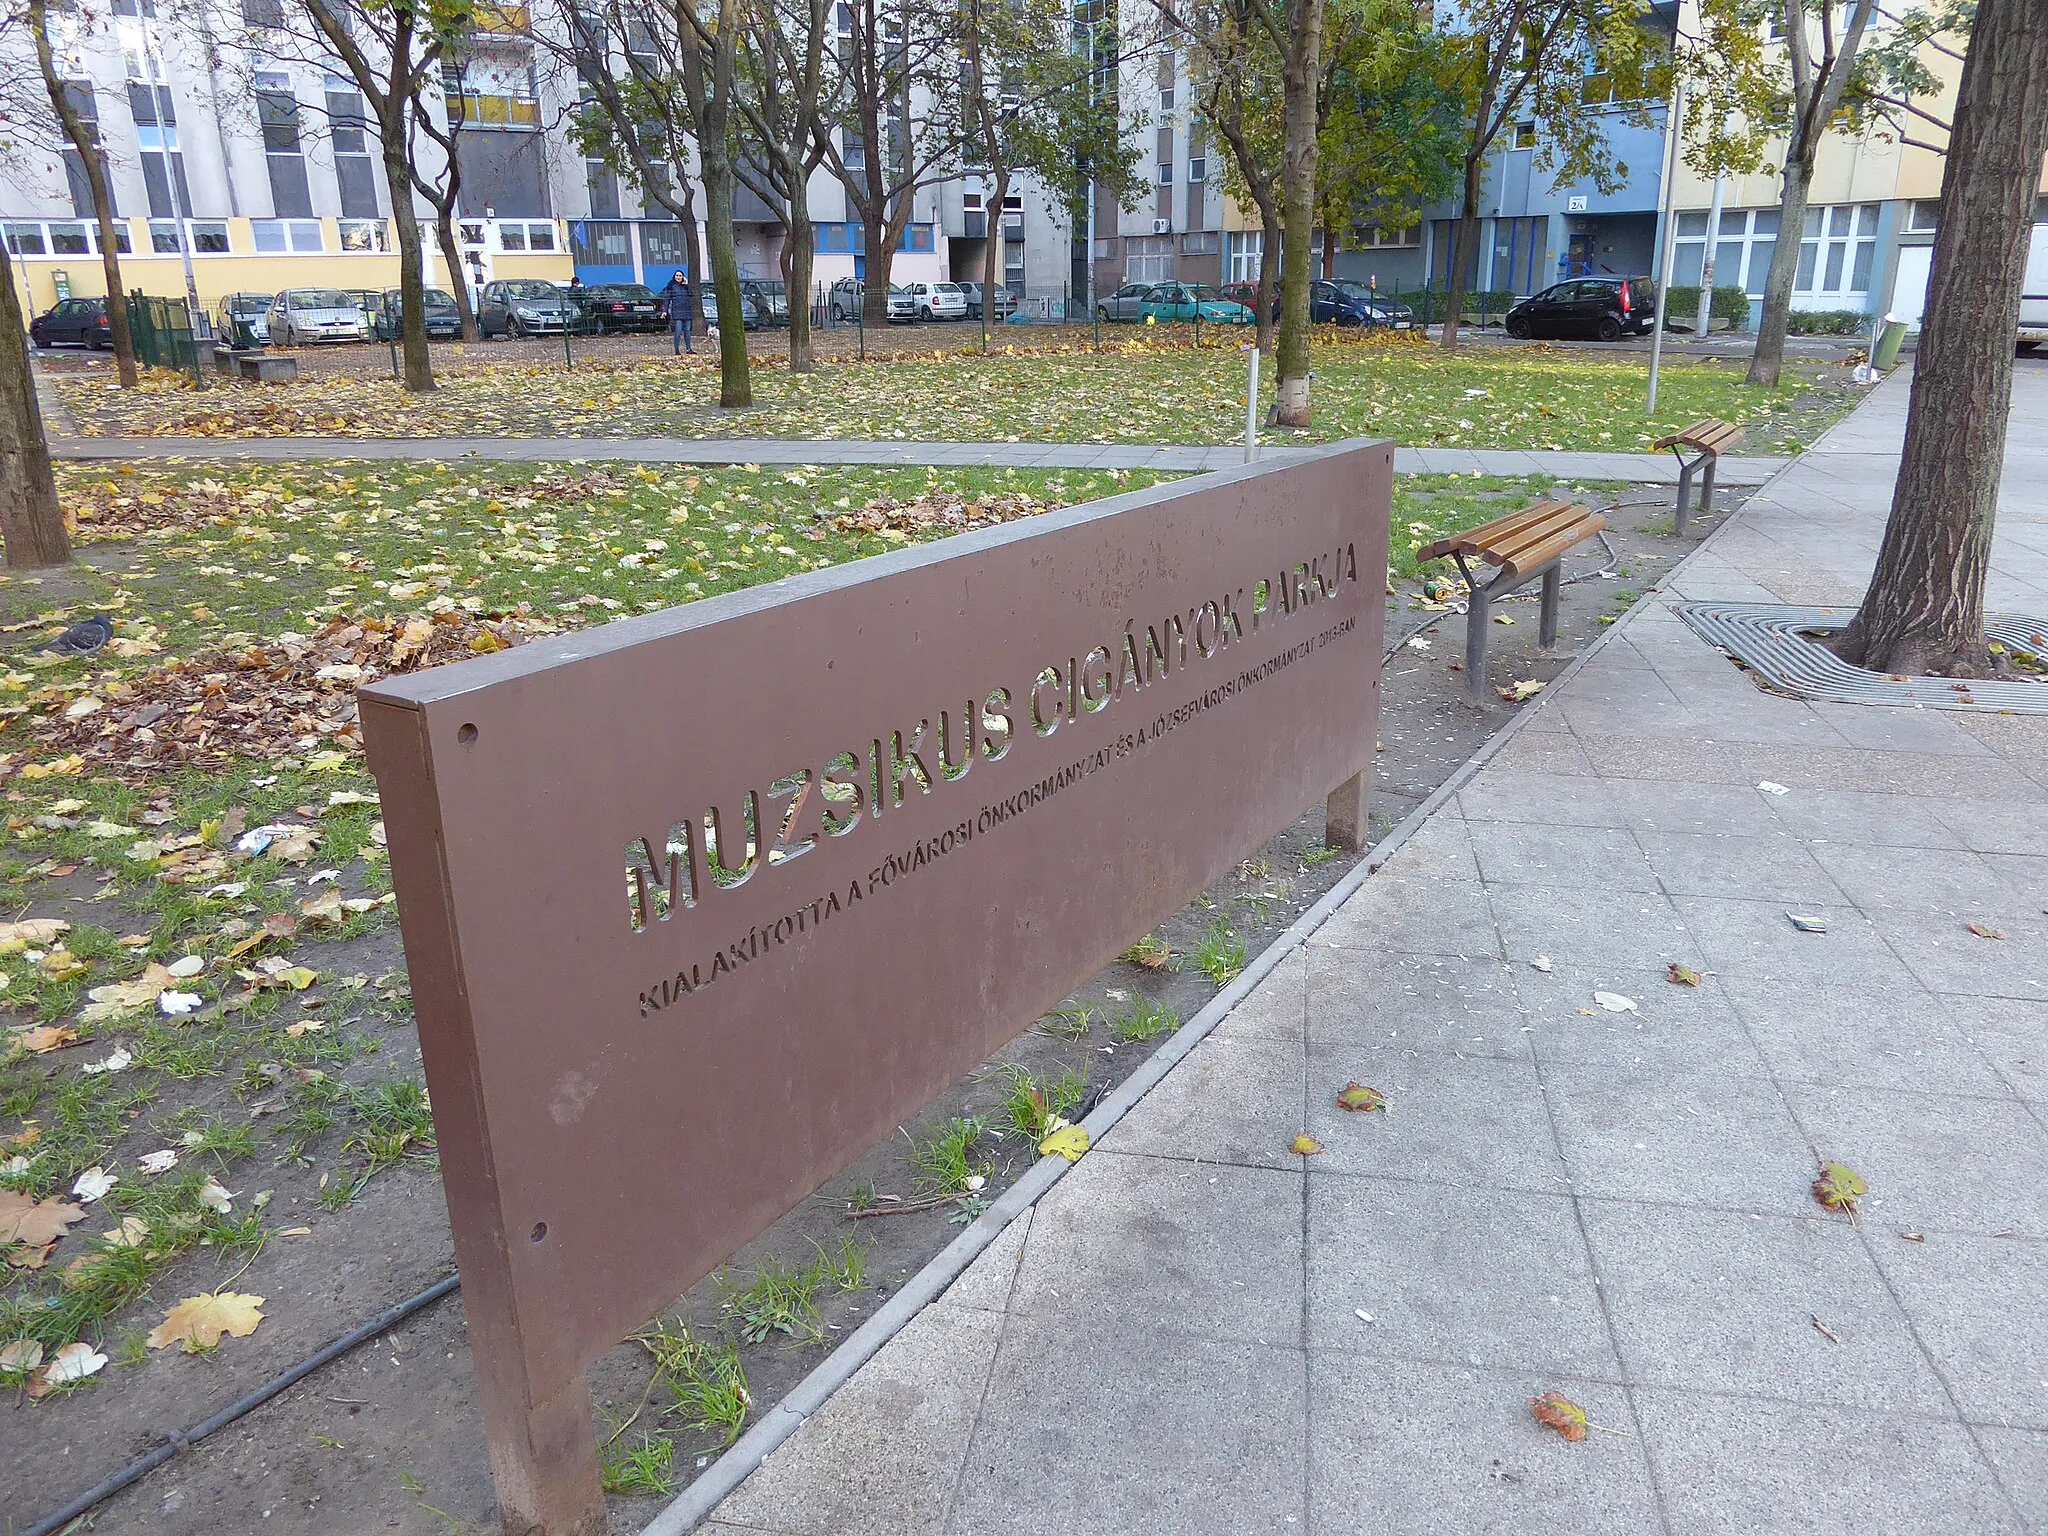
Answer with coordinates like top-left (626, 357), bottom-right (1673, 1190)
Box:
top-left (688, 363), bottom-right (2048, 1536)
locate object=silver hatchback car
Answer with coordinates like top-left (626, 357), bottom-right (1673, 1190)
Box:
top-left (267, 288), bottom-right (366, 345)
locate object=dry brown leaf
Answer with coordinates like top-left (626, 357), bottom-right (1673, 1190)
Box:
top-left (1966, 922), bottom-right (2005, 940)
top-left (1336, 1082), bottom-right (1387, 1113)
top-left (0, 918), bottom-right (70, 954)
top-left (1666, 962), bottom-right (1702, 987)
top-left (0, 1188), bottom-right (88, 1247)
top-left (148, 1291), bottom-right (266, 1353)
top-left (10, 1025), bottom-right (79, 1054)
top-left (1529, 1390), bottom-right (1589, 1442)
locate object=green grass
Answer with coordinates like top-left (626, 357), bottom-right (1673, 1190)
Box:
top-left (1108, 996), bottom-right (1179, 1044)
top-left (906, 1115), bottom-right (988, 1198)
top-left (641, 1320), bottom-right (752, 1446)
top-left (600, 1431), bottom-right (676, 1496)
top-left (53, 334), bottom-right (1854, 453)
top-left (995, 1063), bottom-right (1088, 1142)
top-left (1192, 920), bottom-right (1247, 987)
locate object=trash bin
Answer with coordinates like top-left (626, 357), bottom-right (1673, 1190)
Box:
top-left (1872, 316), bottom-right (1909, 371)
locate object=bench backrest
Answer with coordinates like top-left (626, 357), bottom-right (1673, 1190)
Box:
top-left (1415, 499), bottom-right (1606, 582)
top-left (1652, 417), bottom-right (1746, 453)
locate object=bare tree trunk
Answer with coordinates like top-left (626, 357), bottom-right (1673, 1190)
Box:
top-left (433, 206), bottom-right (480, 342)
top-left (29, 0), bottom-right (136, 386)
top-left (1745, 154), bottom-right (1810, 388)
top-left (861, 212), bottom-right (896, 329)
top-left (1439, 150), bottom-right (1484, 350)
top-left (786, 203), bottom-right (816, 372)
top-left (700, 152), bottom-right (754, 408)
top-left (1273, 0), bottom-right (1325, 426)
top-left (0, 244), bottom-right (68, 568)
top-left (982, 168), bottom-right (1009, 342)
top-left (1832, 0), bottom-right (2048, 676)
top-left (383, 125), bottom-right (436, 392)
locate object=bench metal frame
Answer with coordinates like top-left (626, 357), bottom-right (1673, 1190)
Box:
top-left (1450, 550), bottom-right (1565, 704)
top-left (1666, 440), bottom-right (1721, 536)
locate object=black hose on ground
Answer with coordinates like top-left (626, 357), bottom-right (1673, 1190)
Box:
top-left (23, 1272), bottom-right (462, 1536)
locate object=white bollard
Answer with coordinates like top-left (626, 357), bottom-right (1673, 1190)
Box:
top-left (1244, 344), bottom-right (1260, 463)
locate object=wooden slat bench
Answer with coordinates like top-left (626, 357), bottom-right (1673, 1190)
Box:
top-left (1417, 499), bottom-right (1608, 703)
top-left (1652, 417), bottom-right (1745, 534)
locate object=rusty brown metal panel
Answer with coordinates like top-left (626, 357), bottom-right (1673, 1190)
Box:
top-left (360, 440), bottom-right (1392, 1530)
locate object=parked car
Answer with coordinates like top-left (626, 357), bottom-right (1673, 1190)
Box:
top-left (479, 279), bottom-right (577, 338)
top-left (1345, 288), bottom-right (1416, 328)
top-left (1141, 283), bottom-right (1255, 325)
top-left (825, 278), bottom-right (916, 323)
top-left (370, 288), bottom-right (463, 341)
top-left (342, 289), bottom-right (383, 324)
top-left (1096, 281), bottom-right (1158, 322)
top-left (267, 288), bottom-right (367, 345)
top-left (958, 281), bottom-right (1017, 320)
top-left (575, 283), bottom-right (664, 334)
top-left (215, 292), bottom-right (272, 346)
top-left (1504, 276), bottom-right (1655, 341)
top-left (29, 296), bottom-right (113, 349)
top-left (739, 278), bottom-right (789, 326)
top-left (904, 281), bottom-right (967, 321)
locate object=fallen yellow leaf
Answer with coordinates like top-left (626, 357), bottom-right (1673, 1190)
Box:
top-left (149, 1292), bottom-right (266, 1353)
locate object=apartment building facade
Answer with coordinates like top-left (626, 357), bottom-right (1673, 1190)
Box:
top-left (1, 0), bottom-right (1094, 328)
top-left (1099, 6), bottom-right (1985, 335)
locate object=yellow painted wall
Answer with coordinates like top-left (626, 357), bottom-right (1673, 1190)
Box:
top-left (9, 216), bottom-right (572, 319)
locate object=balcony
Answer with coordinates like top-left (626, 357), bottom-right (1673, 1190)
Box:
top-left (447, 91), bottom-right (541, 128)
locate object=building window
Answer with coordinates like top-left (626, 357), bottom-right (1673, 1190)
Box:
top-left (1796, 203), bottom-right (1879, 299)
top-left (1181, 231), bottom-right (1218, 256)
top-left (49, 222), bottom-right (91, 255)
top-left (1158, 161), bottom-right (1173, 186)
top-left (252, 217), bottom-right (324, 252)
top-left (59, 84), bottom-right (107, 219)
top-left (241, 0), bottom-right (284, 24)
top-left (1187, 157), bottom-right (1205, 184)
top-left (1160, 83), bottom-right (1175, 111)
top-left (256, 74), bottom-right (314, 218)
top-left (1126, 233), bottom-right (1175, 282)
top-left (500, 223), bottom-right (526, 251)
top-left (327, 85), bottom-right (378, 216)
top-left (4, 223), bottom-right (48, 256)
top-left (900, 222), bottom-right (933, 253)
top-left (339, 218), bottom-right (388, 251)
top-left (95, 221), bottom-right (132, 254)
top-left (586, 158), bottom-right (620, 218)
top-left (1358, 223), bottom-right (1419, 249)
top-left (1093, 236), bottom-right (1115, 260)
top-left (1672, 206), bottom-right (1781, 297)
top-left (526, 220), bottom-right (555, 250)
top-left (842, 126), bottom-right (866, 173)
top-left (1226, 229), bottom-right (1263, 283)
top-left (1906, 200), bottom-right (1939, 233)
top-left (190, 220), bottom-right (230, 252)
top-left (149, 218), bottom-right (182, 252)
top-left (128, 80), bottom-right (190, 218)
top-left (1512, 121), bottom-right (1537, 150)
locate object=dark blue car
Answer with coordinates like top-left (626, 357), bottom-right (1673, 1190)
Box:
top-left (1220, 279), bottom-right (1385, 326)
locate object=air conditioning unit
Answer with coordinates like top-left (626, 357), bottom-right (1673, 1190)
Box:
top-left (1153, 218), bottom-right (1172, 235)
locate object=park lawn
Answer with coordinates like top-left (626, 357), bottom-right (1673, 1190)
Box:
top-left (0, 454), bottom-right (1614, 1402)
top-left (52, 333), bottom-right (1859, 453)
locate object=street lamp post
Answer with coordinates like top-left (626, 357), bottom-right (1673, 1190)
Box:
top-left (137, 14), bottom-right (202, 330)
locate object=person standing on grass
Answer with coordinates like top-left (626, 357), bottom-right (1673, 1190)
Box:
top-left (664, 270), bottom-right (695, 355)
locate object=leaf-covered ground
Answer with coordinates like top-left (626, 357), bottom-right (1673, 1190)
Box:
top-left (0, 459), bottom-right (1157, 1397)
top-left (51, 334), bottom-right (1861, 453)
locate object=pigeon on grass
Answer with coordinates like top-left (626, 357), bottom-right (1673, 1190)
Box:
top-left (43, 614), bottom-right (113, 657)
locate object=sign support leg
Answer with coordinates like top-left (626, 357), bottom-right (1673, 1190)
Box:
top-left (1325, 771), bottom-right (1369, 851)
top-left (479, 1367), bottom-right (607, 1536)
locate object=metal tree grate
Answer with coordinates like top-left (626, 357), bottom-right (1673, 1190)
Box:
top-left (1673, 603), bottom-right (2048, 714)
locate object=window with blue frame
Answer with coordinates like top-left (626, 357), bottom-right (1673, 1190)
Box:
top-left (900, 223), bottom-right (933, 252)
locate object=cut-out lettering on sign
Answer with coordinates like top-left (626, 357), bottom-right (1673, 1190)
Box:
top-left (359, 440), bottom-right (1392, 1536)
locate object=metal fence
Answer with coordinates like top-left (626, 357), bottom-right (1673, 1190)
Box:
top-left (124, 291), bottom-right (203, 383)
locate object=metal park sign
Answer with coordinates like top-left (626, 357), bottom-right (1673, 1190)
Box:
top-left (359, 440), bottom-right (1393, 1534)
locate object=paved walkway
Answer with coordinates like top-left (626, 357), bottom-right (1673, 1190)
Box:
top-left (682, 366), bottom-right (2048, 1536)
top-left (44, 433), bottom-right (1788, 485)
